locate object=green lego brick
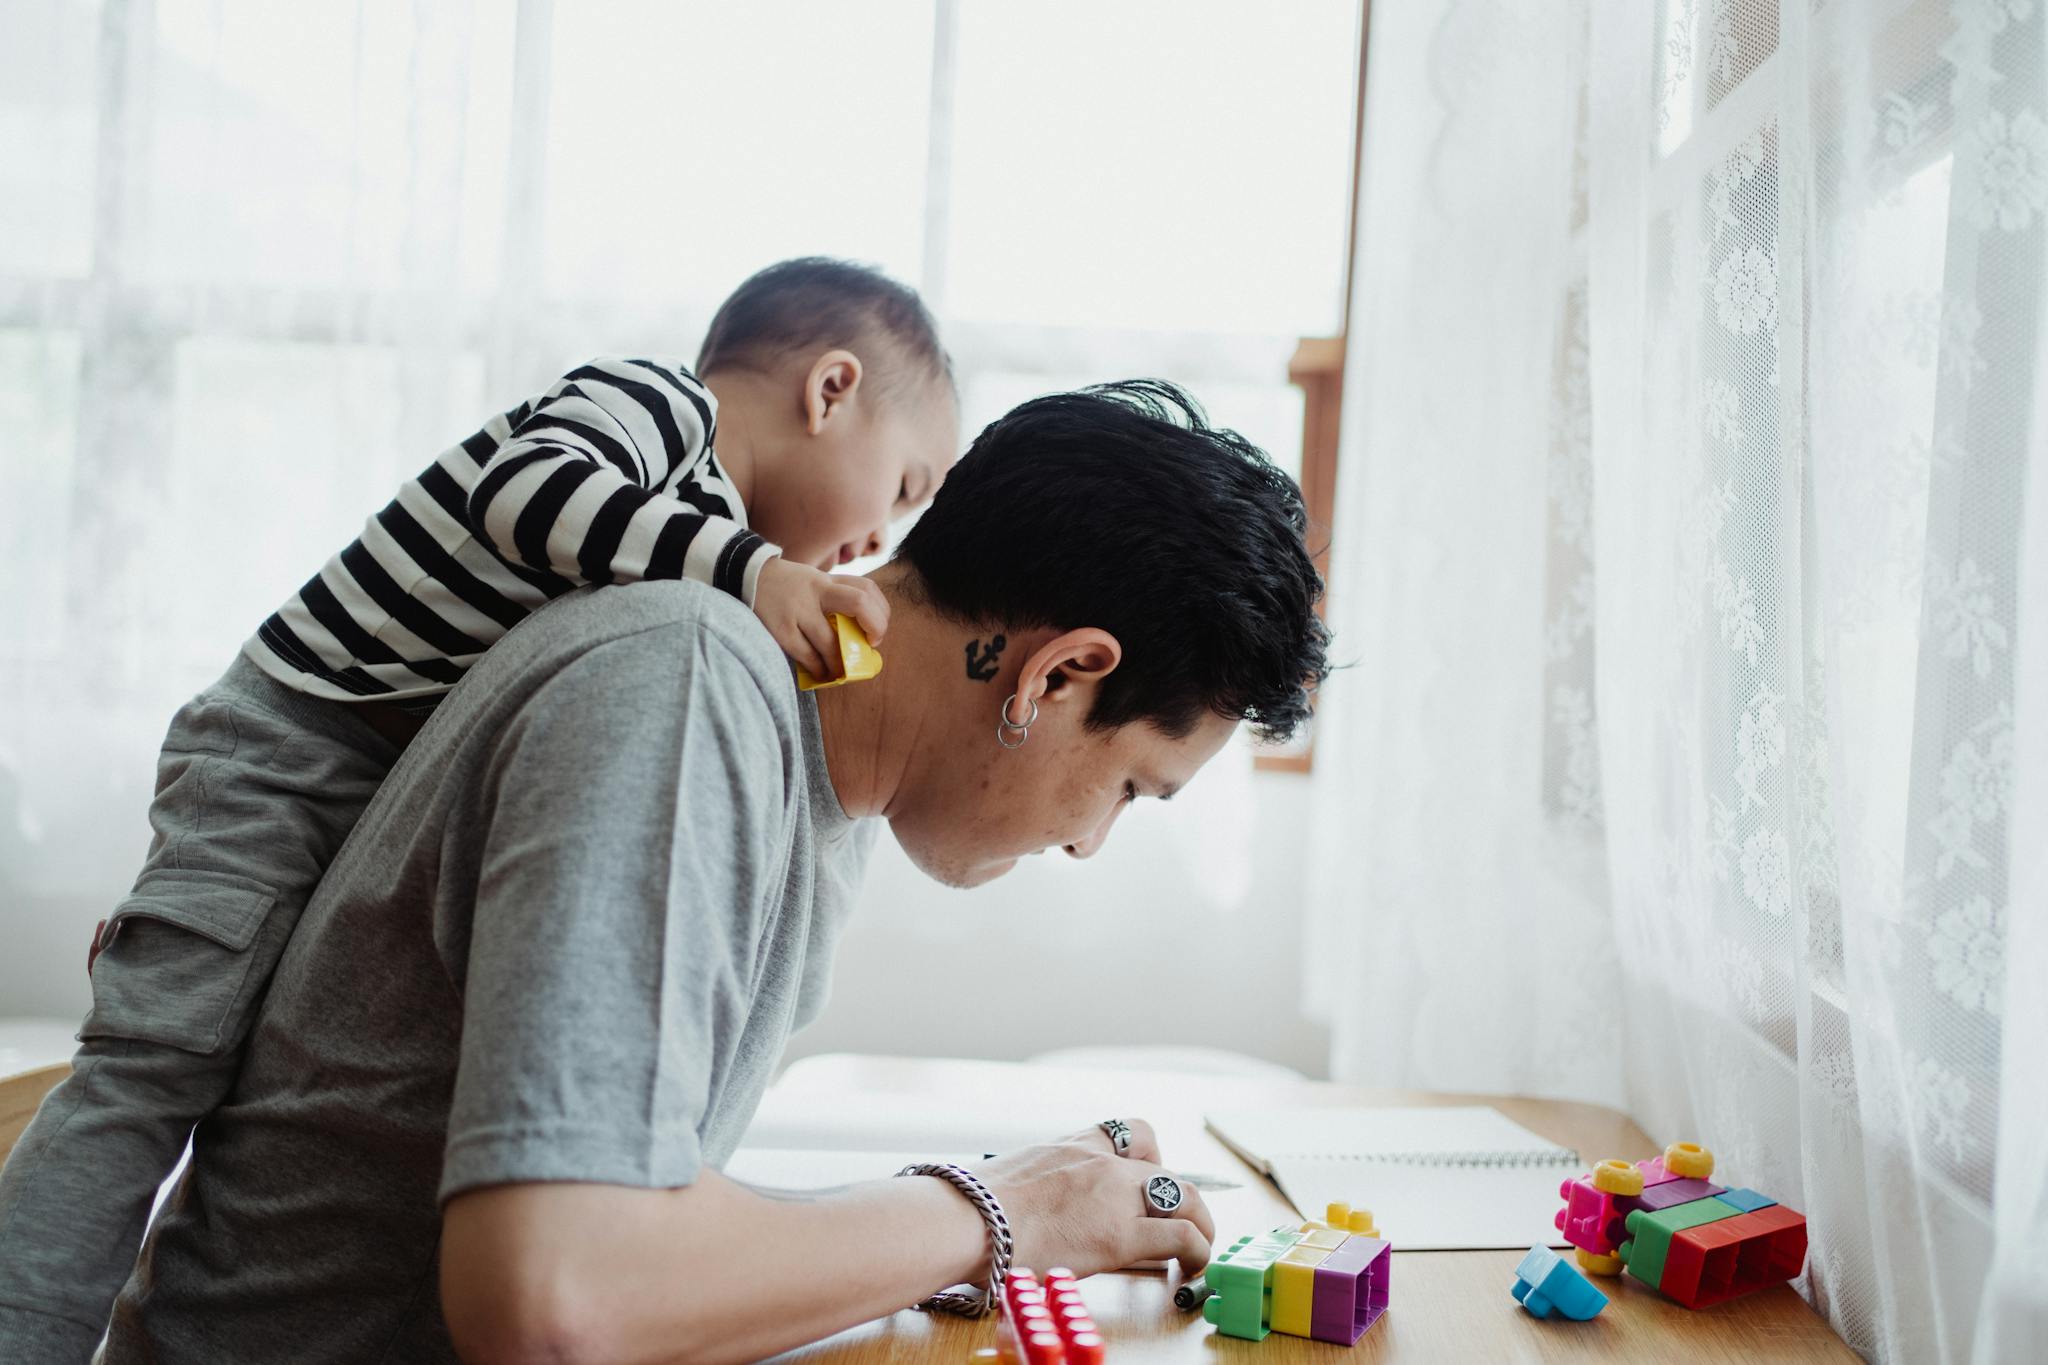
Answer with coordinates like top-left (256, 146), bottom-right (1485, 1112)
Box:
top-left (1204, 1239), bottom-right (1274, 1339)
top-left (1619, 1197), bottom-right (1743, 1291)
top-left (1200, 1228), bottom-right (1305, 1340)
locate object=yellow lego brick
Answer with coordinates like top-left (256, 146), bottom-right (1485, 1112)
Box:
top-left (1312, 1201), bottom-right (1377, 1235)
top-left (795, 614), bottom-right (884, 691)
top-left (1272, 1244), bottom-right (1333, 1338)
top-left (1297, 1225), bottom-right (1350, 1250)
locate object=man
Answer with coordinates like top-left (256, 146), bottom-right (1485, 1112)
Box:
top-left (101, 381), bottom-right (1330, 1363)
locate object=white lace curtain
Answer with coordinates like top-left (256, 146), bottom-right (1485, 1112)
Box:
top-left (1308, 1), bottom-right (2046, 1360)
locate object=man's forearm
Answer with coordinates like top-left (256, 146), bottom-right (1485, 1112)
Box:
top-left (441, 1168), bottom-right (989, 1365)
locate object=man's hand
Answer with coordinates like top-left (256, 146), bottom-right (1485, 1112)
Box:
top-left (976, 1119), bottom-right (1215, 1276)
top-left (753, 557), bottom-right (889, 680)
top-left (437, 1120), bottom-right (1209, 1365)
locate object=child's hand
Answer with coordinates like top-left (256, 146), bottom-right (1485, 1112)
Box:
top-left (754, 557), bottom-right (889, 682)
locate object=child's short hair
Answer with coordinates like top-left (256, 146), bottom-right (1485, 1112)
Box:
top-left (697, 257), bottom-right (953, 401)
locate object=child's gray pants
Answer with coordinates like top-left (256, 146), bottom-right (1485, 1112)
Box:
top-left (0, 655), bottom-right (398, 1362)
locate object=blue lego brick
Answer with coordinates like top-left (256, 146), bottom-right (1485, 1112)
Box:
top-left (1511, 1245), bottom-right (1609, 1321)
top-left (1716, 1187), bottom-right (1776, 1213)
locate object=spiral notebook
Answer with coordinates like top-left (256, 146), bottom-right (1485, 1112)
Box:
top-left (1204, 1105), bottom-right (1581, 1251)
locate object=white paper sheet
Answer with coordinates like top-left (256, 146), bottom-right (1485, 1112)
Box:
top-left (1204, 1105), bottom-right (1580, 1250)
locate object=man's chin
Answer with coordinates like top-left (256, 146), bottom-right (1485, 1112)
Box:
top-left (924, 857), bottom-right (1018, 890)
top-left (961, 858), bottom-right (1019, 888)
top-left (897, 835), bottom-right (1023, 889)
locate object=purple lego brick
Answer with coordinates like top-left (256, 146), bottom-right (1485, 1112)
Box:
top-left (1635, 1178), bottom-right (1726, 1214)
top-left (1309, 1234), bottom-right (1390, 1346)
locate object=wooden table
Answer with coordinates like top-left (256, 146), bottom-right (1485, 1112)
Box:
top-left (761, 1055), bottom-right (1857, 1364)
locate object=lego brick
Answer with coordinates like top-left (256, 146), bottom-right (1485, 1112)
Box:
top-left (1272, 1244), bottom-right (1332, 1338)
top-left (1556, 1174), bottom-right (1636, 1256)
top-left (1511, 1245), bottom-right (1610, 1321)
top-left (1635, 1155), bottom-right (1682, 1187)
top-left (1620, 1196), bottom-right (1743, 1291)
top-left (1203, 1232), bottom-right (1290, 1340)
top-left (1000, 1268), bottom-right (1105, 1363)
top-left (1662, 1142), bottom-right (1715, 1179)
top-left (1661, 1205), bottom-right (1807, 1308)
top-left (1574, 1247), bottom-right (1624, 1277)
top-left (1309, 1234), bottom-right (1390, 1345)
top-left (1635, 1177), bottom-right (1726, 1213)
top-left (1204, 1219), bottom-right (1393, 1346)
top-left (1738, 1206), bottom-right (1807, 1286)
top-left (1589, 1158), bottom-right (1647, 1196)
top-left (1661, 1216), bottom-right (1742, 1309)
top-left (1717, 1186), bottom-right (1776, 1213)
top-left (1319, 1202), bottom-right (1379, 1237)
top-left (1744, 1203), bottom-right (1810, 1293)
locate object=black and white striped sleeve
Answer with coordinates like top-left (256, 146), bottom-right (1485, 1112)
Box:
top-left (466, 357), bottom-right (779, 607)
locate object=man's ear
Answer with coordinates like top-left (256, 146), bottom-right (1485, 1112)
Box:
top-left (804, 349), bottom-right (864, 435)
top-left (1019, 629), bottom-right (1122, 708)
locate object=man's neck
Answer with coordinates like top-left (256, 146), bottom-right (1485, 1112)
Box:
top-left (812, 566), bottom-right (928, 820)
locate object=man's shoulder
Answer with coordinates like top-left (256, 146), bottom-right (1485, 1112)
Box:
top-left (518, 581), bottom-right (791, 704)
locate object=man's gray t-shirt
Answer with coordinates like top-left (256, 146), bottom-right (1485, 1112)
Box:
top-left (104, 581), bottom-right (876, 1363)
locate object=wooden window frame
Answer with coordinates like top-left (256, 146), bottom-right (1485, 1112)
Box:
top-left (1255, 0), bottom-right (1372, 775)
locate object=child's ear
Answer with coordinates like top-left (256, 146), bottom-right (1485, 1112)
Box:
top-left (804, 349), bottom-right (864, 435)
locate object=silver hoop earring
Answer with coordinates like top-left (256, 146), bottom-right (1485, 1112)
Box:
top-left (996, 693), bottom-right (1037, 749)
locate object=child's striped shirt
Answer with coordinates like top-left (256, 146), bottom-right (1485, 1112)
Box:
top-left (245, 356), bottom-right (775, 706)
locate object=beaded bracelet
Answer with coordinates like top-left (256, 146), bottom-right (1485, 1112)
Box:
top-left (895, 1161), bottom-right (1014, 1316)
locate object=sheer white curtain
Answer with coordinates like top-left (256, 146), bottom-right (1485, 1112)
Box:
top-left (1303, 2), bottom-right (1617, 1102)
top-left (1311, 1), bottom-right (2046, 1359)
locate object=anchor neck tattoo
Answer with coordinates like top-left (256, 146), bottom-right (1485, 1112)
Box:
top-left (964, 634), bottom-right (1006, 682)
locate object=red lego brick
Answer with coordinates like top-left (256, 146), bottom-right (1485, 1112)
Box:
top-left (999, 1265), bottom-right (1105, 1362)
top-left (1661, 1205), bottom-right (1808, 1308)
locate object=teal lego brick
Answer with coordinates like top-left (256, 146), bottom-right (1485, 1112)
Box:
top-left (1619, 1196), bottom-right (1743, 1291)
top-left (1717, 1187), bottom-right (1776, 1213)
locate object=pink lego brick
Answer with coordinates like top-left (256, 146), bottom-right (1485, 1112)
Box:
top-left (1557, 1175), bottom-right (1637, 1256)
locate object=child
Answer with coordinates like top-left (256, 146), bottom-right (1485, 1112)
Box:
top-left (0, 258), bottom-right (960, 1361)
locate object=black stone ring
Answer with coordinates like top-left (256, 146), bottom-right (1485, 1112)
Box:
top-left (1144, 1173), bottom-right (1185, 1216)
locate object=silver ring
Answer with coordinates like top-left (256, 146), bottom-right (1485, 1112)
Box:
top-left (1098, 1119), bottom-right (1133, 1155)
top-left (996, 693), bottom-right (1038, 749)
top-left (1144, 1174), bottom-right (1185, 1215)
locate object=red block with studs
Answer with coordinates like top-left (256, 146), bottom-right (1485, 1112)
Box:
top-left (992, 1268), bottom-right (1107, 1365)
top-left (1658, 1205), bottom-right (1808, 1309)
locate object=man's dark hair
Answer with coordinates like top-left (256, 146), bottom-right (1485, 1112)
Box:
top-left (895, 380), bottom-right (1329, 743)
top-left (697, 257), bottom-right (953, 399)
